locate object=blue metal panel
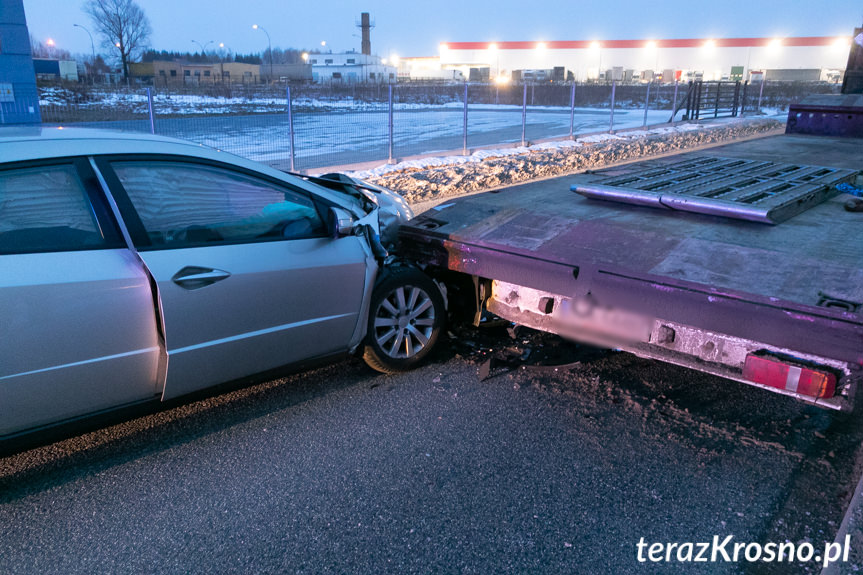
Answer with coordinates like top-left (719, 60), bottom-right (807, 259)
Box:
top-left (0, 0), bottom-right (41, 124)
top-left (0, 0), bottom-right (25, 24)
top-left (0, 23), bottom-right (29, 55)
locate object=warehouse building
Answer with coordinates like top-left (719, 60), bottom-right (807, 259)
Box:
top-left (129, 60), bottom-right (265, 85)
top-left (439, 36), bottom-right (852, 83)
top-left (32, 58), bottom-right (79, 81)
top-left (309, 51), bottom-right (397, 84)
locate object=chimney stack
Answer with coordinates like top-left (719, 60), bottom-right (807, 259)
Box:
top-left (361, 12), bottom-right (372, 55)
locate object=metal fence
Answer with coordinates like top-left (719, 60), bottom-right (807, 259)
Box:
top-left (36, 80), bottom-right (841, 172)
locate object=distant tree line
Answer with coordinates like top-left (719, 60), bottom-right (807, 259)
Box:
top-left (260, 47), bottom-right (308, 65)
top-left (30, 35), bottom-right (72, 60)
top-left (41, 0), bottom-right (312, 78)
top-left (140, 47), bottom-right (310, 66)
top-left (140, 50), bottom-right (259, 64)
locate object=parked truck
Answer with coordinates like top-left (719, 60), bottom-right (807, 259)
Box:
top-left (400, 115), bottom-right (863, 410)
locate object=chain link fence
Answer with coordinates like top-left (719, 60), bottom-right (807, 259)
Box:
top-left (36, 80), bottom-right (841, 171)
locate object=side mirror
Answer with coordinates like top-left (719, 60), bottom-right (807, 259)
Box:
top-left (328, 207), bottom-right (355, 238)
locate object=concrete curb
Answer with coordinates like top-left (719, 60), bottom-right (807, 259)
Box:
top-left (821, 467), bottom-right (863, 574)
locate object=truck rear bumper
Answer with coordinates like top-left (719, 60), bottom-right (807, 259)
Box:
top-left (487, 280), bottom-right (857, 411)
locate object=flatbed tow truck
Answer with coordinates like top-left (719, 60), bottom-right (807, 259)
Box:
top-left (400, 115), bottom-right (863, 410)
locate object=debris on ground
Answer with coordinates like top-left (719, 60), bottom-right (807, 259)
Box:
top-left (447, 320), bottom-right (609, 381)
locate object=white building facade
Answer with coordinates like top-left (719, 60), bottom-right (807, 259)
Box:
top-left (439, 36), bottom-right (852, 82)
top-left (310, 52), bottom-right (397, 84)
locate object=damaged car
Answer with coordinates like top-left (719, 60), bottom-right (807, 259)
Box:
top-left (0, 127), bottom-right (445, 441)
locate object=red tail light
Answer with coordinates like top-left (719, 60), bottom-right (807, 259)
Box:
top-left (743, 355), bottom-right (836, 399)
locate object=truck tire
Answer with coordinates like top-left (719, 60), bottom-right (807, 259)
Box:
top-left (363, 267), bottom-right (445, 374)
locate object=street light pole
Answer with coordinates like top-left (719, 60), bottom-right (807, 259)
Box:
top-left (252, 24), bottom-right (273, 83)
top-left (191, 40), bottom-right (215, 84)
top-left (218, 42), bottom-right (232, 84)
top-left (598, 50), bottom-right (602, 82)
top-left (191, 40), bottom-right (214, 57)
top-left (590, 42), bottom-right (602, 83)
top-left (73, 23), bottom-right (96, 82)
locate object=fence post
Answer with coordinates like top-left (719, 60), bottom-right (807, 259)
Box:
top-left (387, 84), bottom-right (394, 164)
top-left (286, 85), bottom-right (296, 172)
top-left (757, 79), bottom-right (765, 113)
top-left (714, 81), bottom-right (722, 118)
top-left (669, 80), bottom-right (679, 123)
top-left (569, 82), bottom-right (576, 139)
top-left (694, 81), bottom-right (702, 121)
top-left (609, 80), bottom-right (616, 132)
top-left (521, 82), bottom-right (528, 147)
top-left (740, 81), bottom-right (749, 117)
top-left (683, 81), bottom-right (693, 121)
top-left (732, 81), bottom-right (741, 117)
top-left (146, 87), bottom-right (156, 134)
top-left (462, 82), bottom-right (468, 156)
top-left (642, 81), bottom-right (652, 128)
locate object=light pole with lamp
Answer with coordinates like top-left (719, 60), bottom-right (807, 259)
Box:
top-left (645, 41), bottom-right (659, 77)
top-left (191, 40), bottom-right (214, 84)
top-left (73, 23), bottom-right (96, 82)
top-left (191, 40), bottom-right (214, 57)
top-left (487, 43), bottom-right (499, 81)
top-left (217, 43), bottom-right (232, 84)
top-left (590, 41), bottom-right (602, 82)
top-left (252, 24), bottom-right (273, 83)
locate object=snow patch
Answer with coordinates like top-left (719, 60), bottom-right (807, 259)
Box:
top-left (344, 118), bottom-right (784, 206)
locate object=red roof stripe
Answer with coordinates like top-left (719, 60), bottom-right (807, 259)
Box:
top-left (445, 37), bottom-right (840, 50)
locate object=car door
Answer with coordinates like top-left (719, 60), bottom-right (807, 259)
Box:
top-left (99, 157), bottom-right (370, 400)
top-left (0, 159), bottom-right (163, 436)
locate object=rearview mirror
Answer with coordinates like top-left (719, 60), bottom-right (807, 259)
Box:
top-left (328, 207), bottom-right (355, 238)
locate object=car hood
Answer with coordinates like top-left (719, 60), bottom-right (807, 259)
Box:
top-left (354, 178), bottom-right (414, 244)
top-left (307, 173), bottom-right (414, 246)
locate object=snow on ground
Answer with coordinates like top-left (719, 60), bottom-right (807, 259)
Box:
top-left (42, 86), bottom-right (600, 114)
top-left (348, 117), bottom-right (785, 206)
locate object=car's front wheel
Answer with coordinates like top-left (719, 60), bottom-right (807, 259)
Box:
top-left (363, 267), bottom-right (445, 374)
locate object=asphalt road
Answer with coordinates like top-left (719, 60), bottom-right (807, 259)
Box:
top-left (1, 327), bottom-right (861, 574)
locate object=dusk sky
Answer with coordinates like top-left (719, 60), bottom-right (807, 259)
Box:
top-left (23, 0), bottom-right (863, 59)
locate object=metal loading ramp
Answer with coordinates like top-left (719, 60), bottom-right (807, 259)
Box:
top-left (571, 155), bottom-right (859, 224)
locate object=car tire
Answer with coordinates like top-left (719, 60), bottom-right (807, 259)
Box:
top-left (363, 267), bottom-right (445, 374)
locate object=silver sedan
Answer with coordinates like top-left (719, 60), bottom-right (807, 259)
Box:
top-left (0, 128), bottom-right (445, 440)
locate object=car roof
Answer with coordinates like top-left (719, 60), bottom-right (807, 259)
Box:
top-left (0, 126), bottom-right (233, 164)
top-left (0, 126), bottom-right (356, 210)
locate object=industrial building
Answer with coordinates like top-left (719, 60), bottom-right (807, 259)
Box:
top-left (32, 58), bottom-right (79, 81)
top-left (129, 60), bottom-right (265, 85)
top-left (397, 56), bottom-right (465, 82)
top-left (438, 36), bottom-right (853, 83)
top-left (309, 13), bottom-right (397, 84)
top-left (310, 51), bottom-right (396, 84)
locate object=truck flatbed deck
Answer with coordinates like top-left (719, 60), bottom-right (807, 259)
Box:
top-left (401, 134), bottom-right (863, 409)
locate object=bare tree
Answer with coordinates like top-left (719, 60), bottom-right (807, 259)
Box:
top-left (83, 0), bottom-right (151, 78)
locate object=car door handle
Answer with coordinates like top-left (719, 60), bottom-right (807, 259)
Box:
top-left (171, 266), bottom-right (232, 290)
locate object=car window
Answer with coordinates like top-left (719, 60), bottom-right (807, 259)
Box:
top-left (111, 161), bottom-right (327, 249)
top-left (0, 164), bottom-right (110, 255)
